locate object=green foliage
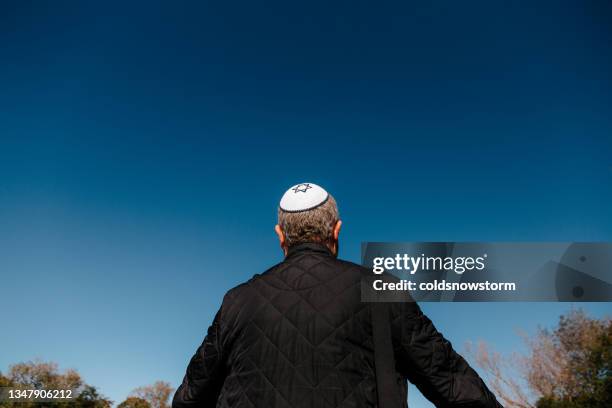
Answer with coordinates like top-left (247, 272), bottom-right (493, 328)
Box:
top-left (117, 397), bottom-right (152, 408)
top-left (535, 310), bottom-right (612, 408)
top-left (1, 360), bottom-right (176, 408)
top-left (74, 385), bottom-right (113, 408)
top-left (0, 361), bottom-right (111, 408)
top-left (1, 361), bottom-right (176, 408)
top-left (0, 372), bottom-right (13, 387)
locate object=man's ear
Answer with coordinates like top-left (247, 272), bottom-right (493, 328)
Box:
top-left (333, 220), bottom-right (342, 240)
top-left (275, 225), bottom-right (286, 251)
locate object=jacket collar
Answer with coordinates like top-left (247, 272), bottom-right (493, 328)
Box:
top-left (285, 242), bottom-right (334, 259)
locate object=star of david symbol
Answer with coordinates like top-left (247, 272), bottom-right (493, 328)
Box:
top-left (292, 183), bottom-right (312, 193)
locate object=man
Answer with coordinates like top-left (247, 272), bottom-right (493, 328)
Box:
top-left (173, 183), bottom-right (503, 408)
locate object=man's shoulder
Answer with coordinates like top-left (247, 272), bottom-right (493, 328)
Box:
top-left (222, 257), bottom-right (370, 300)
top-left (219, 261), bottom-right (284, 303)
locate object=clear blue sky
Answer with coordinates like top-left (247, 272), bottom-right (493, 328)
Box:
top-left (0, 1), bottom-right (611, 407)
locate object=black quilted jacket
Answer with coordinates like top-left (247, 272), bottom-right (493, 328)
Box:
top-left (173, 243), bottom-right (502, 408)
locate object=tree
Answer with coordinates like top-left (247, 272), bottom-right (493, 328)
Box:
top-left (130, 381), bottom-right (174, 408)
top-left (0, 372), bottom-right (12, 387)
top-left (117, 397), bottom-right (151, 408)
top-left (466, 309), bottom-right (611, 408)
top-left (0, 360), bottom-right (111, 408)
top-left (75, 385), bottom-right (113, 408)
top-left (7, 360), bottom-right (82, 391)
top-left (535, 311), bottom-right (611, 408)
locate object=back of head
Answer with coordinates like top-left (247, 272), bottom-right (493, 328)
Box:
top-left (277, 183), bottom-right (340, 249)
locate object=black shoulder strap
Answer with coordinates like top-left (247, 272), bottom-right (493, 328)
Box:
top-left (372, 302), bottom-right (404, 408)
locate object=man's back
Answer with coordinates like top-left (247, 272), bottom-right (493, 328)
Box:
top-left (173, 242), bottom-right (502, 408)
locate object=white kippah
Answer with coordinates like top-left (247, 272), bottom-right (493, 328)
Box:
top-left (279, 183), bottom-right (329, 212)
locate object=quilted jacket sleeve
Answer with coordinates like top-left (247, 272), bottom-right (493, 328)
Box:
top-left (390, 302), bottom-right (503, 408)
top-left (172, 307), bottom-right (227, 408)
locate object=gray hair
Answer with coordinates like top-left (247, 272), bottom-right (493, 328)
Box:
top-left (278, 194), bottom-right (339, 247)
